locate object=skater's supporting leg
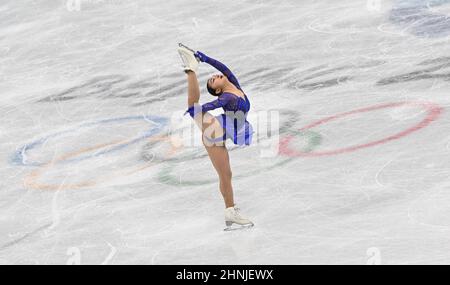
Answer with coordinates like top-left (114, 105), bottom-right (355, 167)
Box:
top-left (204, 145), bottom-right (234, 208)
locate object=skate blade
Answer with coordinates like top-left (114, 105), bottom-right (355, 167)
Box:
top-left (178, 43), bottom-right (196, 53)
top-left (178, 43), bottom-right (201, 62)
top-left (224, 223), bottom-right (254, 232)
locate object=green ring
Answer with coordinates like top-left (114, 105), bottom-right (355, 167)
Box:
top-left (140, 109), bottom-right (300, 164)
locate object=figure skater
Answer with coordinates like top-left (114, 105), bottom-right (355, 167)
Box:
top-left (177, 43), bottom-right (254, 230)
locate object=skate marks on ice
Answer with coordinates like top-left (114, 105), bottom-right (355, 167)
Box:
top-left (224, 223), bottom-right (255, 232)
top-left (279, 101), bottom-right (443, 157)
top-left (0, 223), bottom-right (52, 252)
top-left (12, 115), bottom-right (167, 166)
top-left (37, 73), bottom-right (184, 105)
top-left (35, 56), bottom-right (449, 107)
top-left (35, 59), bottom-right (388, 108)
top-left (376, 151), bottom-right (450, 191)
top-left (277, 60), bottom-right (385, 92)
top-left (22, 140), bottom-right (152, 190)
top-left (377, 56), bottom-right (450, 86)
top-left (374, 147), bottom-right (450, 229)
top-left (389, 0), bottom-right (450, 38)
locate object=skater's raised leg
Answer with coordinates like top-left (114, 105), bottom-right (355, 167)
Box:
top-left (182, 48), bottom-right (232, 207)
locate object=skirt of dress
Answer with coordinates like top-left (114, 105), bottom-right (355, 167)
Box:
top-left (211, 114), bottom-right (253, 146)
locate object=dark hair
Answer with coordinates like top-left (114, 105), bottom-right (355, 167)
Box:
top-left (207, 82), bottom-right (222, 96)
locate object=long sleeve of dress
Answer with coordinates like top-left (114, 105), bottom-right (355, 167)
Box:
top-left (202, 55), bottom-right (241, 90)
top-left (185, 93), bottom-right (234, 117)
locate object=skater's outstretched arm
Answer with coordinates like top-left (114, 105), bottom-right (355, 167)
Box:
top-left (195, 51), bottom-right (242, 91)
top-left (185, 93), bottom-right (233, 118)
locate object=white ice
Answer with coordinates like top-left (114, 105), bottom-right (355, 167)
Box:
top-left (1, 0), bottom-right (450, 264)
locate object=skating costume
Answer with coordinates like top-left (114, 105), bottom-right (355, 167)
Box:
top-left (185, 56), bottom-right (253, 146)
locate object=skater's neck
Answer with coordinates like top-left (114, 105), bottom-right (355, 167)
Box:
top-left (222, 82), bottom-right (244, 97)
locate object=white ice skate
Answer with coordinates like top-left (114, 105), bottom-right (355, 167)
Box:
top-left (224, 206), bottom-right (254, 231)
top-left (177, 43), bottom-right (199, 73)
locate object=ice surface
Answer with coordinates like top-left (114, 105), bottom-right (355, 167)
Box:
top-left (1, 0), bottom-right (450, 264)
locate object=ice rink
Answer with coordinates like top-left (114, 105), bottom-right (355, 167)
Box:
top-left (1, 0), bottom-right (450, 264)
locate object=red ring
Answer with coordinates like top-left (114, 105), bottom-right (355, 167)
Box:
top-left (279, 101), bottom-right (443, 157)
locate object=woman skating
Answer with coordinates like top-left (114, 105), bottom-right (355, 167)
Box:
top-left (178, 44), bottom-right (254, 230)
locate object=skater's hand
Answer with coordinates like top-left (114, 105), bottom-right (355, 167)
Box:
top-left (194, 51), bottom-right (208, 62)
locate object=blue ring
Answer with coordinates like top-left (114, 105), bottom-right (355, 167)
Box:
top-left (11, 115), bottom-right (167, 166)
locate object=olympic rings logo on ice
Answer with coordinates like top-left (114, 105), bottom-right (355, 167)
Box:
top-left (11, 102), bottom-right (442, 190)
